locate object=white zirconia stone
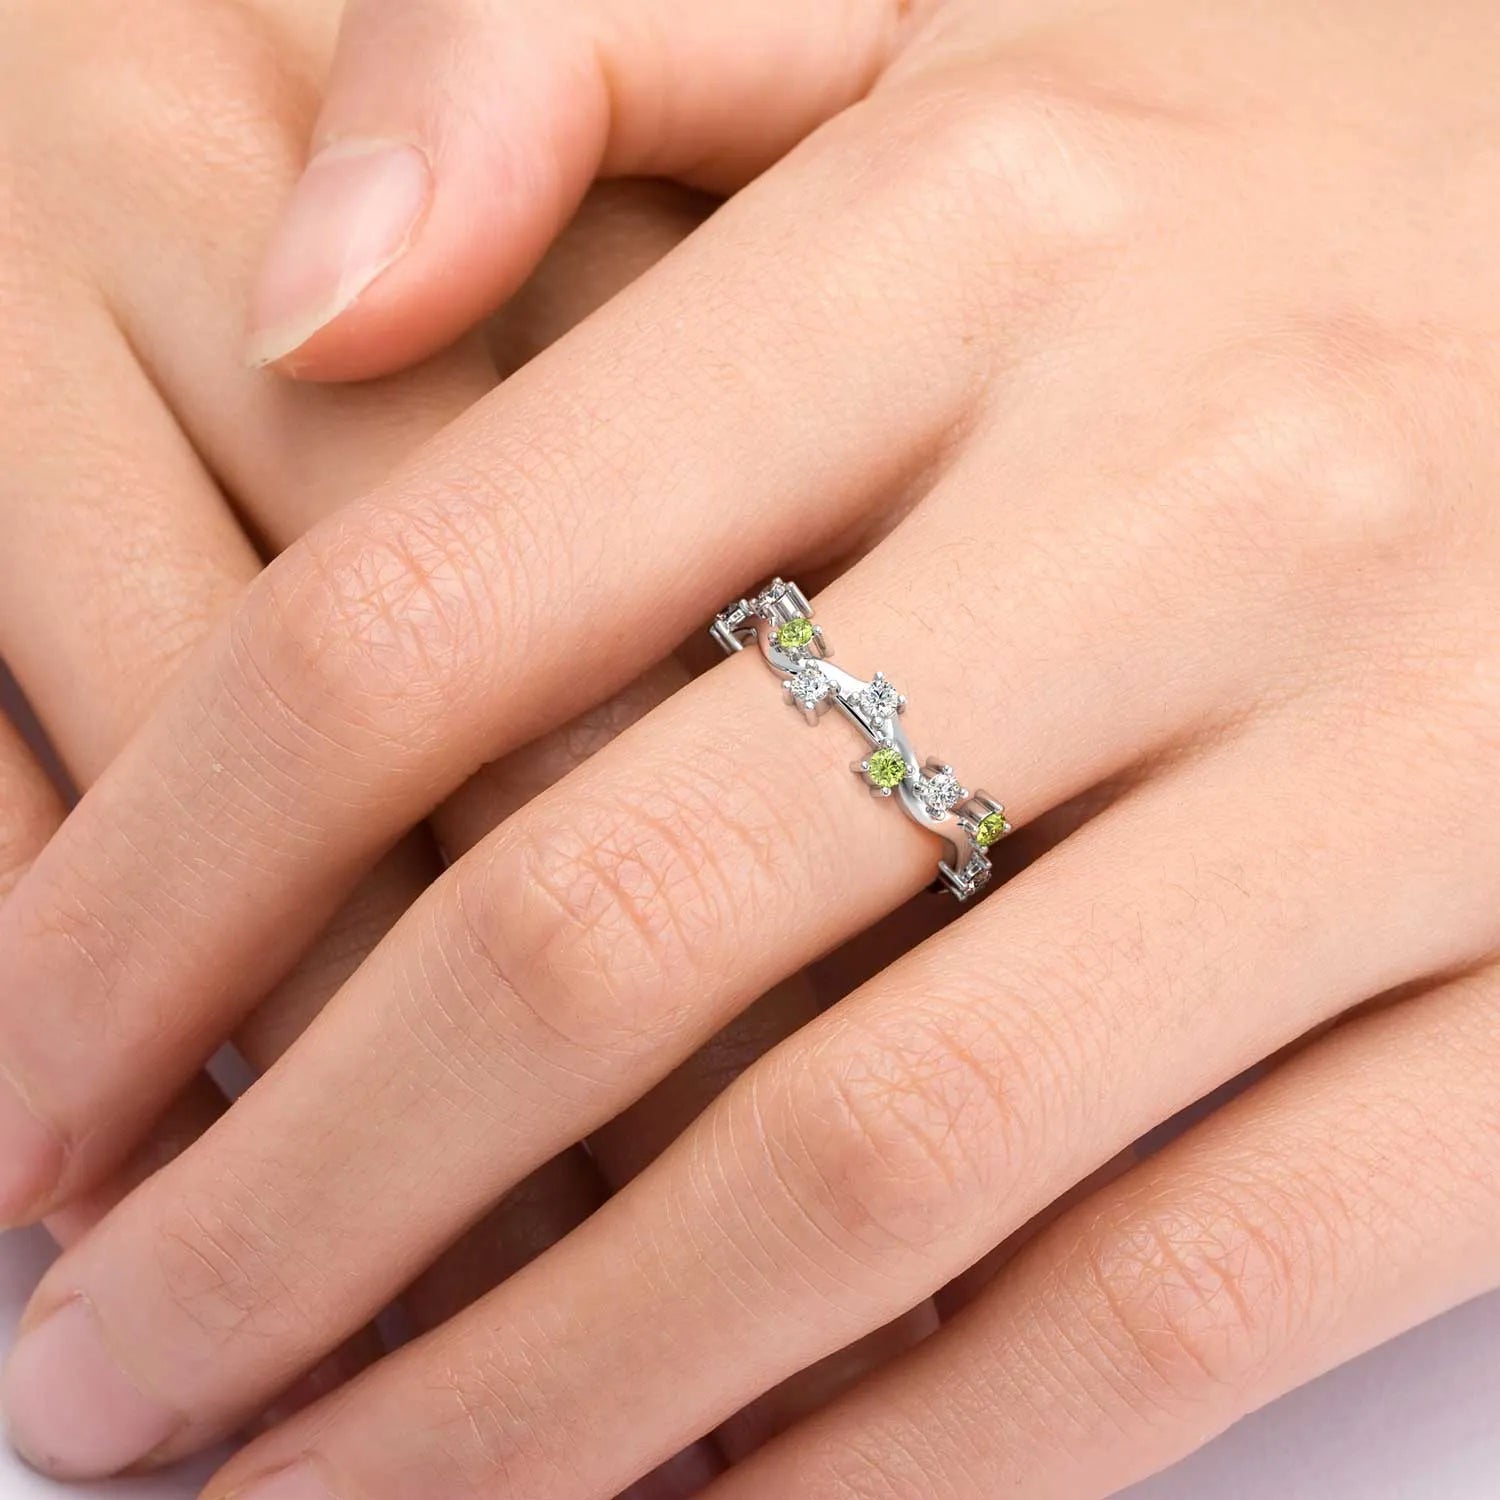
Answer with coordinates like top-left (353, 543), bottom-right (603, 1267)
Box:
top-left (855, 674), bottom-right (901, 722)
top-left (917, 769), bottom-right (964, 816)
top-left (787, 664), bottom-right (831, 708)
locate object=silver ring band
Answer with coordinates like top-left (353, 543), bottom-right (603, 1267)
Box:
top-left (711, 578), bottom-right (1010, 901)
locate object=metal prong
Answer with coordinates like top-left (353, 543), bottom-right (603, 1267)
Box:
top-left (710, 617), bottom-right (747, 655)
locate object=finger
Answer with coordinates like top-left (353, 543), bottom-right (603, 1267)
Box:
top-left (0, 269), bottom-right (445, 1407)
top-left (85, 44), bottom-right (709, 1093)
top-left (1, 7), bottom-right (456, 1381)
top-left (60, 0), bottom-right (496, 546)
top-left (0, 675), bottom-right (232, 1251)
top-left (0, 98), bottom-right (1009, 1211)
top-left (23, 488), bottom-right (1252, 1454)
top-left (484, 181), bottom-right (716, 381)
top-left (0, 252), bottom-right (440, 1416)
top-left (0, 299), bottom-right (259, 784)
top-left (248, 0), bottom-right (918, 375)
top-left (230, 178), bottom-right (715, 1428)
top-left (0, 294), bottom-right (261, 1227)
top-left (41, 1085), bottom-right (226, 1253)
top-left (0, 287), bottom-right (446, 1207)
top-left (0, 699), bottom-right (70, 1216)
top-left (229, 831), bottom-right (439, 1070)
top-left (695, 965), bottom-right (1500, 1500)
top-left (0, 305), bottom-right (425, 1396)
top-left (0, 687), bottom-right (65, 904)
top-left (389, 1160), bottom-right (728, 1500)
top-left (187, 713), bottom-right (1496, 1499)
top-left (0, 310), bottom-right (439, 1389)
top-left (933, 1145), bottom-right (1138, 1317)
top-left (413, 646), bottom-right (851, 1479)
top-left (588, 977), bottom-right (940, 1467)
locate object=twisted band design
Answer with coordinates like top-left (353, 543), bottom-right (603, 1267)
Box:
top-left (710, 578), bottom-right (1010, 901)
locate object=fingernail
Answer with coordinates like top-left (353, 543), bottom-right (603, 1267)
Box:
top-left (0, 1068), bottom-right (63, 1225)
top-left (227, 1460), bottom-right (338, 1500)
top-left (1, 1296), bottom-right (180, 1479)
top-left (248, 139), bottom-right (432, 368)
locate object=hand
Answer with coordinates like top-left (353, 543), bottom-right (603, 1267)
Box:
top-left (5, 1), bottom-right (1500, 1497)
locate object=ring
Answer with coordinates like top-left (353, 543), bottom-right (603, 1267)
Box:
top-left (710, 578), bottom-right (1010, 901)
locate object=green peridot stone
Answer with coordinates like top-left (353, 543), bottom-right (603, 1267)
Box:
top-left (975, 811), bottom-right (1009, 848)
top-left (776, 616), bottom-right (815, 650)
top-left (867, 747), bottom-right (908, 789)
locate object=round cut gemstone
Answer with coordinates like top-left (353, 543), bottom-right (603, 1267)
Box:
top-left (918, 769), bottom-right (963, 816)
top-left (974, 811), bottom-right (1009, 847)
top-left (787, 664), bottom-right (831, 708)
top-left (776, 616), bottom-right (815, 650)
top-left (856, 676), bottom-right (901, 722)
top-left (867, 747), bottom-right (908, 789)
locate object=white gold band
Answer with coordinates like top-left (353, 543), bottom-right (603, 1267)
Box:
top-left (711, 578), bottom-right (1010, 901)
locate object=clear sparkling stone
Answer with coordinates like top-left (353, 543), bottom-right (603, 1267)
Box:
top-left (787, 664), bottom-right (831, 708)
top-left (855, 675), bottom-right (901, 722)
top-left (918, 769), bottom-right (964, 816)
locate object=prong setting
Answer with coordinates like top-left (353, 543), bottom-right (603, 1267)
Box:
top-left (710, 579), bottom-right (1008, 901)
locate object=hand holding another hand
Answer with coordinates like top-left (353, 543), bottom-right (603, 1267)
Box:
top-left (1, 2), bottom-right (1498, 1498)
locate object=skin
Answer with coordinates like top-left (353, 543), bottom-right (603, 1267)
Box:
top-left (0, 0), bottom-right (1498, 1497)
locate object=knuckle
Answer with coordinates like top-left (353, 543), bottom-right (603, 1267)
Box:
top-left (147, 1188), bottom-right (314, 1365)
top-left (6, 849), bottom-right (185, 1048)
top-left (423, 1341), bottom-right (593, 1500)
top-left (863, 73), bottom-right (1151, 261)
top-left (26, 0), bottom-right (313, 185)
top-left (237, 503), bottom-right (504, 757)
top-left (453, 790), bottom-right (737, 1079)
top-left (1063, 1176), bottom-right (1332, 1405)
top-left (766, 1008), bottom-right (1014, 1263)
top-left (1205, 320), bottom-right (1463, 564)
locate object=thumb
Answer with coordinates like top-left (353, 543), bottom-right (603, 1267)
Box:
top-left (248, 0), bottom-right (917, 379)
